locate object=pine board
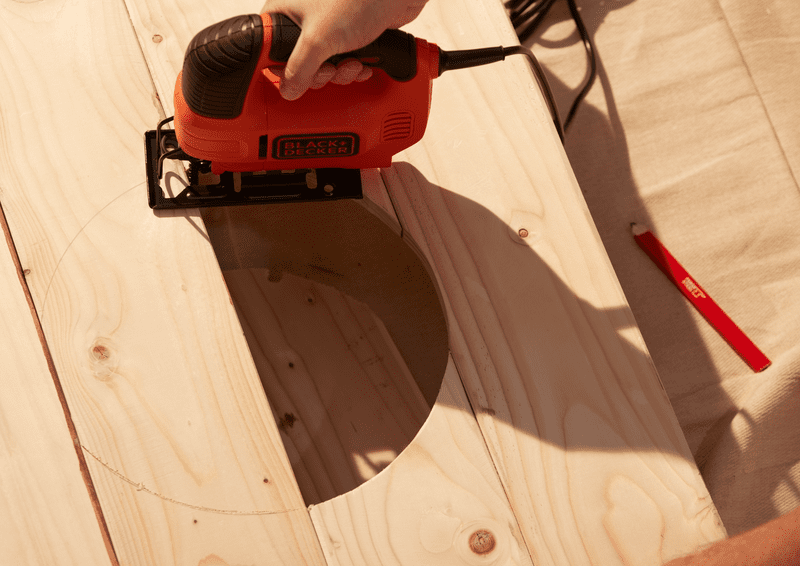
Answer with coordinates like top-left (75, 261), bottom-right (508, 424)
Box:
top-left (0, 0), bottom-right (323, 564)
top-left (0, 212), bottom-right (111, 565)
top-left (125, 0), bottom-right (727, 562)
top-left (311, 358), bottom-right (536, 566)
top-left (200, 196), bottom-right (449, 410)
top-left (201, 184), bottom-right (535, 566)
top-left (377, 0), bottom-right (727, 564)
top-left (0, 0), bottom-right (732, 562)
top-left (222, 267), bottom-right (431, 505)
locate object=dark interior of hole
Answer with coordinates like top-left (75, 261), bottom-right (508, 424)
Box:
top-left (201, 199), bottom-right (449, 499)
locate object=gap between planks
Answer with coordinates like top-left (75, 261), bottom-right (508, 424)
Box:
top-left (0, 201), bottom-right (120, 566)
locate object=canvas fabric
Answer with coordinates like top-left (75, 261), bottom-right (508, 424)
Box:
top-left (533, 0), bottom-right (800, 536)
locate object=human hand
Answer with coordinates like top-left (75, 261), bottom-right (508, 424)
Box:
top-left (260, 0), bottom-right (429, 100)
top-left (267, 59), bottom-right (373, 93)
top-left (660, 506), bottom-right (800, 566)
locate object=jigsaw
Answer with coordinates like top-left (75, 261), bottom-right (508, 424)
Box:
top-left (145, 12), bottom-right (560, 209)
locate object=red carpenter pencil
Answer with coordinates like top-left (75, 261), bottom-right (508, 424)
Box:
top-left (631, 223), bottom-right (770, 372)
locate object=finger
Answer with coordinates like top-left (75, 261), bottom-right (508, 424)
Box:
top-left (355, 67), bottom-right (373, 82)
top-left (388, 3), bottom-right (428, 29)
top-left (280, 31), bottom-right (331, 100)
top-left (259, 0), bottom-right (291, 15)
top-left (330, 60), bottom-right (364, 85)
top-left (310, 63), bottom-right (337, 89)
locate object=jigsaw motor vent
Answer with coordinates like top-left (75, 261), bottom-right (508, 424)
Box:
top-left (382, 112), bottom-right (414, 142)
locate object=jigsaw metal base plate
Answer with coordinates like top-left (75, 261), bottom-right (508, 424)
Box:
top-left (145, 130), bottom-right (363, 210)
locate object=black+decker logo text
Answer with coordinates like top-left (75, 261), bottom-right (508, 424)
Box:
top-left (273, 134), bottom-right (359, 159)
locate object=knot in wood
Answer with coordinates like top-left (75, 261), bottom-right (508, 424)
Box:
top-left (468, 529), bottom-right (495, 555)
top-left (88, 339), bottom-right (118, 381)
top-left (91, 345), bottom-right (110, 361)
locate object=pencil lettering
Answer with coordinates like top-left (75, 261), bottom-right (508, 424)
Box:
top-left (681, 277), bottom-right (706, 299)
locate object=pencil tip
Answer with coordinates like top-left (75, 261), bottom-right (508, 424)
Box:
top-left (756, 361), bottom-right (772, 372)
top-left (630, 223), bottom-right (648, 236)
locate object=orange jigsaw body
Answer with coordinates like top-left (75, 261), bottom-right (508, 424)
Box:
top-left (174, 13), bottom-right (441, 175)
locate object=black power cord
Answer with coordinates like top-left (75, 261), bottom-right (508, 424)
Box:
top-left (504, 45), bottom-right (566, 142)
top-left (439, 44), bottom-right (565, 143)
top-left (507, 0), bottom-right (598, 133)
top-left (509, 0), bottom-right (559, 44)
top-left (436, 0), bottom-right (597, 143)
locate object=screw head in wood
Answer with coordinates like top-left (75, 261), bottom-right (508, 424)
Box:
top-left (455, 519), bottom-right (509, 565)
top-left (468, 529), bottom-right (495, 555)
top-left (518, 228), bottom-right (529, 238)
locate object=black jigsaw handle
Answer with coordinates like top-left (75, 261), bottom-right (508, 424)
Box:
top-left (181, 12), bottom-right (422, 119)
top-left (268, 13), bottom-right (419, 82)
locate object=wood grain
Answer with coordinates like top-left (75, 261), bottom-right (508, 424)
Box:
top-left (380, 0), bottom-right (726, 563)
top-left (198, 165), bottom-right (535, 566)
top-left (311, 358), bottom-right (536, 566)
top-left (0, 0), bottom-right (323, 564)
top-left (0, 211), bottom-right (112, 565)
top-left (223, 267), bottom-right (431, 505)
top-left (200, 197), bottom-right (449, 409)
top-left (11, 0), bottom-right (730, 564)
top-left (122, 0), bottom-right (265, 118)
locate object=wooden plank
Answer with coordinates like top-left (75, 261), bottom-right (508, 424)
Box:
top-left (122, 0), bottom-right (252, 117)
top-left (200, 174), bottom-right (532, 565)
top-left (197, 182), bottom-right (451, 504)
top-left (311, 357), bottom-right (536, 566)
top-left (222, 267), bottom-right (431, 504)
top-left (0, 211), bottom-right (112, 565)
top-left (201, 198), bottom-right (449, 410)
top-left (375, 0), bottom-right (727, 564)
top-left (104, 0), bottom-right (725, 563)
top-left (0, 0), bottom-right (323, 564)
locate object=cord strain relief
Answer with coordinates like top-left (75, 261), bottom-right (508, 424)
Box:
top-left (438, 46), bottom-right (506, 75)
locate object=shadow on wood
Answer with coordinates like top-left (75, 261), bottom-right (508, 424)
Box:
top-left (202, 194), bottom-right (451, 505)
top-left (201, 161), bottom-right (723, 564)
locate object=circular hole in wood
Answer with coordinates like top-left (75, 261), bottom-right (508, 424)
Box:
top-left (202, 198), bottom-right (449, 505)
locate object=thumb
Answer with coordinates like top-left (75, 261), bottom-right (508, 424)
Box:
top-left (259, 0), bottom-right (290, 16)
